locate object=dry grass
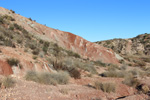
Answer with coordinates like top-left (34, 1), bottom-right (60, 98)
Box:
top-left (123, 74), bottom-right (140, 88)
top-left (94, 81), bottom-right (116, 93)
top-left (25, 71), bottom-right (69, 85)
top-left (2, 77), bottom-right (15, 88)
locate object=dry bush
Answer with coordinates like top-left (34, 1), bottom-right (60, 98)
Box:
top-left (67, 67), bottom-right (81, 79)
top-left (94, 60), bottom-right (107, 67)
top-left (2, 77), bottom-right (15, 88)
top-left (38, 72), bottom-right (57, 85)
top-left (50, 71), bottom-right (69, 84)
top-left (94, 81), bottom-right (116, 93)
top-left (25, 71), bottom-right (39, 82)
top-left (51, 59), bottom-right (81, 79)
top-left (7, 58), bottom-right (19, 66)
top-left (134, 61), bottom-right (146, 67)
top-left (107, 64), bottom-right (119, 71)
top-left (123, 74), bottom-right (140, 88)
top-left (25, 71), bottom-right (69, 85)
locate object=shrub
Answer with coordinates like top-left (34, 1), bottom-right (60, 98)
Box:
top-left (28, 18), bottom-right (32, 21)
top-left (4, 39), bottom-right (14, 47)
top-left (67, 67), bottom-right (81, 79)
top-left (75, 61), bottom-right (97, 74)
top-left (0, 17), bottom-right (4, 24)
top-left (53, 43), bottom-right (61, 57)
top-left (134, 61), bottom-right (146, 67)
top-left (123, 74), bottom-right (140, 88)
top-left (2, 15), bottom-right (15, 21)
top-left (52, 59), bottom-right (81, 79)
top-left (25, 71), bottom-right (39, 82)
top-left (52, 60), bottom-right (65, 70)
top-left (32, 48), bottom-right (40, 55)
top-left (25, 71), bottom-right (69, 85)
top-left (43, 46), bottom-right (48, 54)
top-left (14, 23), bottom-right (23, 31)
top-left (94, 60), bottom-right (107, 67)
top-left (7, 58), bottom-right (19, 66)
top-left (66, 50), bottom-right (80, 58)
top-left (38, 72), bottom-right (57, 85)
top-left (50, 71), bottom-right (69, 84)
top-left (107, 64), bottom-right (119, 71)
top-left (94, 81), bottom-right (116, 93)
top-left (9, 26), bottom-right (14, 30)
top-left (0, 34), bottom-right (5, 41)
top-left (2, 77), bottom-right (15, 88)
top-left (17, 39), bottom-right (22, 44)
top-left (28, 43), bottom-right (37, 50)
top-left (10, 9), bottom-right (15, 13)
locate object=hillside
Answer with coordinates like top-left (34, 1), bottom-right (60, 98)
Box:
top-left (95, 33), bottom-right (150, 56)
top-left (0, 7), bottom-right (118, 64)
top-left (0, 7), bottom-right (150, 100)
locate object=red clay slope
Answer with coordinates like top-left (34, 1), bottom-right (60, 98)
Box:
top-left (0, 7), bottom-right (118, 64)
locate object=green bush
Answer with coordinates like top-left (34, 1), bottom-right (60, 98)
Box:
top-left (94, 81), bottom-right (116, 93)
top-left (2, 77), bottom-right (15, 88)
top-left (7, 58), bottom-right (19, 66)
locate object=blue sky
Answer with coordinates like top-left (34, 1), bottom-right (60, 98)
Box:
top-left (0, 0), bottom-right (150, 42)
